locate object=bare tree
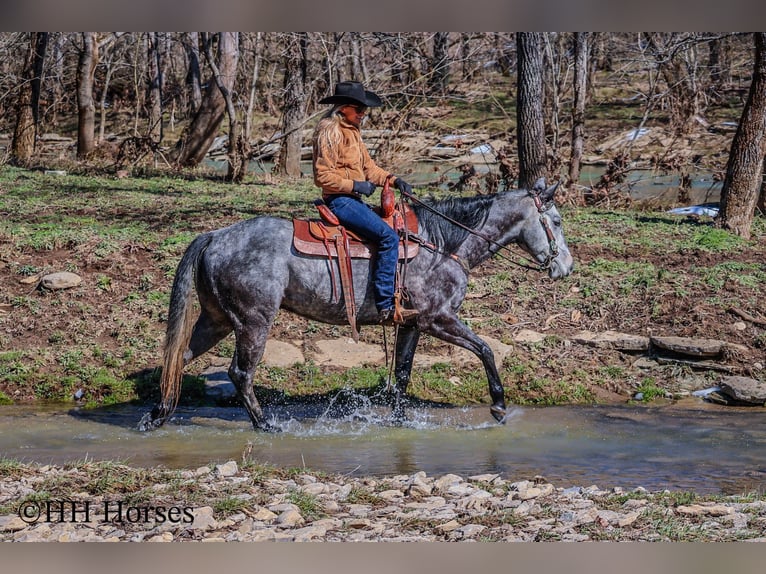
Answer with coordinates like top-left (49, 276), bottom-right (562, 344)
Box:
top-left (568, 32), bottom-right (588, 198)
top-left (245, 32), bottom-right (262, 141)
top-left (716, 33), bottom-right (766, 239)
top-left (11, 32), bottom-right (48, 163)
top-left (146, 32), bottom-right (163, 143)
top-left (173, 32), bottom-right (239, 169)
top-left (76, 32), bottom-right (99, 158)
top-left (182, 32), bottom-right (203, 116)
top-left (429, 32), bottom-right (450, 95)
top-left (275, 33), bottom-right (308, 178)
top-left (203, 33), bottom-right (245, 181)
top-left (516, 32), bottom-right (547, 189)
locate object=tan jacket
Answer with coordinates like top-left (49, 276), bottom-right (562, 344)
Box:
top-left (313, 117), bottom-right (395, 199)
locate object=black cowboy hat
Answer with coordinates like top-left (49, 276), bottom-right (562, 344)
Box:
top-left (318, 81), bottom-right (383, 107)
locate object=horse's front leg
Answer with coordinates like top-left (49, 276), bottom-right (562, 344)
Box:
top-left (425, 314), bottom-right (507, 423)
top-left (391, 325), bottom-right (420, 424)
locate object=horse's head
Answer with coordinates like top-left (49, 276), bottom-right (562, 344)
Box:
top-left (520, 178), bottom-right (574, 279)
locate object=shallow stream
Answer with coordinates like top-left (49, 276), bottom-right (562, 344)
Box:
top-left (1, 399), bottom-right (764, 495)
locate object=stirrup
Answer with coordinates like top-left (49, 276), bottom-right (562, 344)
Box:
top-left (379, 307), bottom-right (419, 326)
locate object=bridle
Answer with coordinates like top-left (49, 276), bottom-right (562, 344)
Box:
top-left (529, 192), bottom-right (560, 271)
top-left (400, 189), bottom-right (560, 273)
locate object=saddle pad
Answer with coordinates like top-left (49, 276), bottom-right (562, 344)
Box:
top-left (293, 206), bottom-right (420, 260)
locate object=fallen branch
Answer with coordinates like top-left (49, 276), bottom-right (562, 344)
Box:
top-left (728, 307), bottom-right (766, 327)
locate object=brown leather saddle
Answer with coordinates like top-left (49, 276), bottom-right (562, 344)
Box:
top-left (292, 202), bottom-right (420, 260)
top-left (292, 184), bottom-right (419, 341)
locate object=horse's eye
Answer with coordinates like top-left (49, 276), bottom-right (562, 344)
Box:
top-left (552, 215), bottom-right (561, 227)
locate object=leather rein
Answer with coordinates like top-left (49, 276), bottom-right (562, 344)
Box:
top-left (399, 189), bottom-right (559, 273)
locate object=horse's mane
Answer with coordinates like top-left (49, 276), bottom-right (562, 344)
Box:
top-left (412, 193), bottom-right (499, 253)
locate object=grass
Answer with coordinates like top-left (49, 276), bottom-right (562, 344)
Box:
top-left (0, 165), bottom-right (764, 410)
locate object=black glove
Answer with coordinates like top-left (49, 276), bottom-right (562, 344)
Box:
top-left (352, 181), bottom-right (376, 197)
top-left (394, 177), bottom-right (413, 196)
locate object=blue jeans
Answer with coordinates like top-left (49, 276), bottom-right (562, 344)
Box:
top-left (325, 194), bottom-right (399, 312)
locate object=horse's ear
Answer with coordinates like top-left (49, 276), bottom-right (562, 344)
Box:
top-left (541, 181), bottom-right (559, 203)
top-left (532, 177), bottom-right (546, 193)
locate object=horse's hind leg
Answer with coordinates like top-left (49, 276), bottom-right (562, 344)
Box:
top-left (391, 325), bottom-right (420, 423)
top-left (228, 321), bottom-right (279, 432)
top-left (184, 310), bottom-right (233, 363)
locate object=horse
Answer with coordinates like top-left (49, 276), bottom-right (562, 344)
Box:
top-left (138, 177), bottom-right (574, 432)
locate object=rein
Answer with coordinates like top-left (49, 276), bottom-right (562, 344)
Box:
top-left (400, 190), bottom-right (558, 273)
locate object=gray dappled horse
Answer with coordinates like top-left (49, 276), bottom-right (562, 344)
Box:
top-left (139, 178), bottom-right (574, 432)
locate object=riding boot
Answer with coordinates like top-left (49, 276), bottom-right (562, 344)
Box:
top-left (378, 307), bottom-right (419, 326)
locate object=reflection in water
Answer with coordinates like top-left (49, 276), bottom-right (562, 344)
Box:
top-left (0, 401), bottom-right (764, 495)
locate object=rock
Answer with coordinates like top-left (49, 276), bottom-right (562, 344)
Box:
top-left (513, 329), bottom-right (546, 344)
top-left (436, 519), bottom-right (462, 533)
top-left (453, 524), bottom-right (486, 539)
top-left (676, 504), bottom-right (734, 517)
top-left (573, 330), bottom-right (650, 351)
top-left (717, 376), bottom-right (766, 405)
top-left (313, 339), bottom-right (384, 368)
top-left (252, 508), bottom-right (278, 522)
top-left (0, 515), bottom-right (28, 532)
top-left (215, 461), bottom-right (238, 477)
top-left (433, 474), bottom-right (464, 491)
top-left (275, 509), bottom-right (305, 528)
top-left (190, 506), bottom-right (217, 531)
top-left (650, 335), bottom-right (726, 358)
top-left (40, 272), bottom-right (82, 290)
top-left (263, 340), bottom-right (305, 367)
top-left (618, 511), bottom-right (642, 527)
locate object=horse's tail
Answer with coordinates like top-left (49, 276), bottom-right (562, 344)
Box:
top-left (155, 233), bottom-right (212, 425)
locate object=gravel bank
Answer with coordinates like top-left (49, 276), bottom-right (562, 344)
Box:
top-left (1, 460), bottom-right (764, 542)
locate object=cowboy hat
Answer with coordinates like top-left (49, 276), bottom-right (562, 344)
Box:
top-left (319, 81), bottom-right (383, 107)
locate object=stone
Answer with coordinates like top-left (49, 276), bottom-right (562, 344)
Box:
top-left (313, 339), bottom-right (384, 368)
top-left (513, 329), bottom-right (546, 344)
top-left (573, 330), bottom-right (650, 351)
top-left (40, 272), bottom-right (82, 290)
top-left (215, 461), bottom-right (238, 477)
top-left (717, 376), bottom-right (766, 405)
top-left (436, 519), bottom-right (462, 533)
top-left (0, 516), bottom-right (29, 532)
top-left (454, 524), bottom-right (486, 539)
top-left (201, 369), bottom-right (237, 401)
top-left (275, 509), bottom-right (305, 528)
top-left (650, 335), bottom-right (726, 358)
top-left (292, 525), bottom-right (327, 541)
top-left (433, 474), bottom-right (464, 491)
top-left (263, 340), bottom-right (305, 367)
top-left (618, 511), bottom-right (642, 527)
top-left (190, 506), bottom-right (217, 531)
top-left (252, 508), bottom-right (278, 522)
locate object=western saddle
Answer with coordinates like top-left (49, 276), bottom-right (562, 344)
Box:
top-left (292, 180), bottom-right (419, 341)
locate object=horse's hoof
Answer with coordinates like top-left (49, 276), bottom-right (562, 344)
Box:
top-left (490, 404), bottom-right (507, 424)
top-left (256, 421), bottom-right (282, 433)
top-left (137, 412), bottom-right (162, 432)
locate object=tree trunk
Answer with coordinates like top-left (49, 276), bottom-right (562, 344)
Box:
top-left (430, 32), bottom-right (450, 95)
top-left (77, 32), bottom-right (99, 158)
top-left (245, 32), bottom-right (262, 141)
top-left (183, 32), bottom-right (203, 116)
top-left (568, 32), bottom-right (588, 198)
top-left (147, 32), bottom-right (163, 143)
top-left (716, 33), bottom-right (766, 239)
top-left (275, 33), bottom-right (308, 178)
top-left (516, 32), bottom-right (547, 190)
top-left (173, 32), bottom-right (239, 168)
top-left (11, 32), bottom-right (48, 163)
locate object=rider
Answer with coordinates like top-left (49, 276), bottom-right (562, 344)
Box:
top-left (312, 81), bottom-right (418, 326)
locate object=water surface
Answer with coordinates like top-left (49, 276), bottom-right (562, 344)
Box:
top-left (1, 400), bottom-right (763, 495)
